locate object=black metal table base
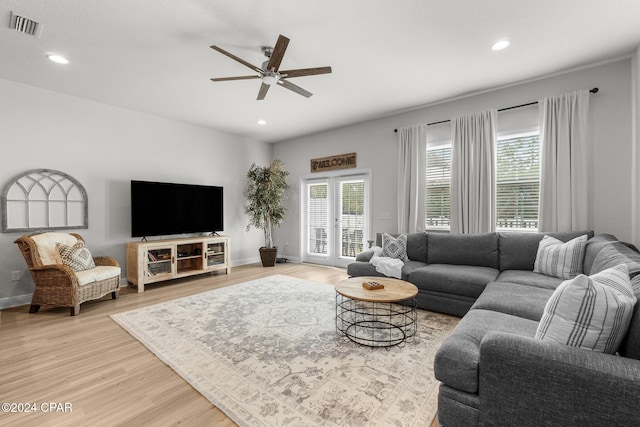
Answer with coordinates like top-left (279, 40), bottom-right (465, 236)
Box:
top-left (335, 293), bottom-right (417, 347)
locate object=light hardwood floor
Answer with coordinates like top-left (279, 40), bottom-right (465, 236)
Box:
top-left (1, 263), bottom-right (439, 427)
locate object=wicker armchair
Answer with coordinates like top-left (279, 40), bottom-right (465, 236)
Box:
top-left (14, 232), bottom-right (121, 316)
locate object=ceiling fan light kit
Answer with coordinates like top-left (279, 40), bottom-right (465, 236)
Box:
top-left (262, 72), bottom-right (280, 86)
top-left (210, 34), bottom-right (332, 100)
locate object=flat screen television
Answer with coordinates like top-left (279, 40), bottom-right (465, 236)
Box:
top-left (131, 180), bottom-right (223, 238)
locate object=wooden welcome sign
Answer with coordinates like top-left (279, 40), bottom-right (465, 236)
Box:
top-left (310, 152), bottom-right (357, 173)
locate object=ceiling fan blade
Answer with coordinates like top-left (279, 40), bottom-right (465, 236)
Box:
top-left (210, 45), bottom-right (263, 74)
top-left (266, 35), bottom-right (289, 71)
top-left (211, 75), bottom-right (260, 82)
top-left (257, 83), bottom-right (271, 100)
top-left (280, 66), bottom-right (332, 78)
top-left (277, 79), bottom-right (313, 98)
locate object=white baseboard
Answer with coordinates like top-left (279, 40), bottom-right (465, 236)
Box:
top-left (0, 293), bottom-right (32, 310)
top-left (230, 256), bottom-right (261, 267)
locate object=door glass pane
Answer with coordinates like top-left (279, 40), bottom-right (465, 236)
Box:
top-left (340, 180), bottom-right (364, 257)
top-left (308, 183), bottom-right (328, 255)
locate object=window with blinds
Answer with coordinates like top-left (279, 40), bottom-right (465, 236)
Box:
top-left (425, 144), bottom-right (452, 230)
top-left (496, 132), bottom-right (540, 231)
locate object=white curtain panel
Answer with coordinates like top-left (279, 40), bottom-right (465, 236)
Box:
top-left (450, 110), bottom-right (497, 234)
top-left (397, 125), bottom-right (426, 233)
top-left (538, 90), bottom-right (590, 232)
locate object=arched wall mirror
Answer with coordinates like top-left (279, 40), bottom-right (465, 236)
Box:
top-left (1, 169), bottom-right (88, 232)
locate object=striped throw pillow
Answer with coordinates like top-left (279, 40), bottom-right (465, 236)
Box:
top-left (382, 233), bottom-right (408, 262)
top-left (533, 234), bottom-right (588, 279)
top-left (535, 264), bottom-right (637, 354)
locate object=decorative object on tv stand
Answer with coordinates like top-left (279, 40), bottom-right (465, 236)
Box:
top-left (245, 160), bottom-right (289, 267)
top-left (1, 168), bottom-right (88, 232)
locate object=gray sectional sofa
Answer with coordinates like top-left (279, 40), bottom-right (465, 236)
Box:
top-left (347, 231), bottom-right (640, 426)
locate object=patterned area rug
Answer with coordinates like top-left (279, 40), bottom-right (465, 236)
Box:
top-left (111, 275), bottom-right (458, 426)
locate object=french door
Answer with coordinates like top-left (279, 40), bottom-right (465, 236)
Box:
top-left (302, 173), bottom-right (370, 267)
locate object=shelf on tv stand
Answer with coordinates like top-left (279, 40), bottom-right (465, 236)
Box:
top-left (126, 235), bottom-right (230, 292)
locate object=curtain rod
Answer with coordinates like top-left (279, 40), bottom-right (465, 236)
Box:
top-left (394, 87), bottom-right (599, 132)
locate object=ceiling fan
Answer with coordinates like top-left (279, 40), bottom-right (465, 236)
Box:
top-left (210, 34), bottom-right (332, 100)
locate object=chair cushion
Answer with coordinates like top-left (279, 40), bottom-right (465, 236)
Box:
top-left (533, 234), bottom-right (588, 279)
top-left (535, 264), bottom-right (637, 354)
top-left (30, 232), bottom-right (78, 265)
top-left (75, 266), bottom-right (121, 286)
top-left (57, 241), bottom-right (96, 271)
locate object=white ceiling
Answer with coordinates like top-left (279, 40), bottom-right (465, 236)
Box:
top-left (1, 1), bottom-right (640, 143)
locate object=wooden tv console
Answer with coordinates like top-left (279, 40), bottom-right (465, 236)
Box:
top-left (126, 235), bottom-right (230, 292)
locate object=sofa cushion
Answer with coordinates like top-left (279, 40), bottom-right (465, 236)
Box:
top-left (346, 261), bottom-right (383, 277)
top-left (354, 249), bottom-right (374, 263)
top-left (382, 233), bottom-right (408, 261)
top-left (536, 264), bottom-right (637, 354)
top-left (434, 309), bottom-right (539, 393)
top-left (498, 230), bottom-right (593, 271)
top-left (583, 233), bottom-right (618, 275)
top-left (533, 234), bottom-right (588, 279)
top-left (406, 232), bottom-right (427, 263)
top-left (495, 270), bottom-right (563, 290)
top-left (409, 264), bottom-right (499, 298)
top-left (619, 275), bottom-right (640, 359)
top-left (427, 233), bottom-right (499, 269)
top-left (590, 241), bottom-right (640, 278)
top-left (402, 260), bottom-right (428, 281)
top-left (471, 281), bottom-right (554, 321)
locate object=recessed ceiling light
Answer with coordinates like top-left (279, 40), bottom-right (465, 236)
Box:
top-left (257, 119), bottom-right (267, 125)
top-left (47, 54), bottom-right (69, 64)
top-left (491, 40), bottom-right (510, 51)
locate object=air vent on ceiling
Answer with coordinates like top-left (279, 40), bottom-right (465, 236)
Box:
top-left (9, 11), bottom-right (42, 38)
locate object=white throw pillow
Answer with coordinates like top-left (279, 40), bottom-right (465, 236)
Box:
top-left (535, 264), bottom-right (637, 354)
top-left (382, 233), bottom-right (408, 262)
top-left (533, 234), bottom-right (588, 279)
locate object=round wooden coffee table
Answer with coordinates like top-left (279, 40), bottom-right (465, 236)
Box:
top-left (335, 276), bottom-right (418, 347)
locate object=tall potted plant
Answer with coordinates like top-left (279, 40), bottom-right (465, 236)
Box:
top-left (245, 159), bottom-right (290, 267)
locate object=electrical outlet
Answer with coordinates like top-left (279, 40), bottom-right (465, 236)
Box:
top-left (11, 271), bottom-right (21, 281)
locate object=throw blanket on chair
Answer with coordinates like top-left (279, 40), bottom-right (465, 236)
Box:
top-left (370, 255), bottom-right (404, 279)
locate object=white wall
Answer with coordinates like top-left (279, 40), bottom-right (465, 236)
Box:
top-left (0, 78), bottom-right (271, 307)
top-left (274, 58), bottom-right (635, 260)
